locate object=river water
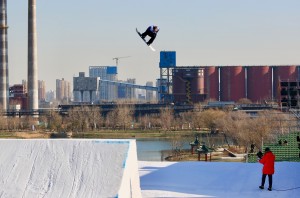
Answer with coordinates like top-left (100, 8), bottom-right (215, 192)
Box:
top-left (136, 138), bottom-right (182, 161)
top-left (136, 134), bottom-right (228, 161)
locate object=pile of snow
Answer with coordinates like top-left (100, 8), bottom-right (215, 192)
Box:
top-left (0, 139), bottom-right (142, 198)
top-left (139, 161), bottom-right (300, 198)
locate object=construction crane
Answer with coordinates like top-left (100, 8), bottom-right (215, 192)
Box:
top-left (112, 56), bottom-right (131, 66)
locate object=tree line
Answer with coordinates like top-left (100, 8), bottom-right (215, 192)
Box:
top-left (0, 103), bottom-right (297, 150)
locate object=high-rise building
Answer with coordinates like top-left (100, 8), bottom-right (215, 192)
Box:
top-left (38, 80), bottom-right (46, 101)
top-left (89, 66), bottom-right (118, 101)
top-left (56, 78), bottom-right (71, 102)
top-left (146, 81), bottom-right (155, 102)
top-left (22, 80), bottom-right (27, 91)
top-left (117, 78), bottom-right (136, 100)
top-left (46, 90), bottom-right (55, 102)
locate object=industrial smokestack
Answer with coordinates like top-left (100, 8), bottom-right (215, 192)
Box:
top-left (0, 0), bottom-right (8, 110)
top-left (28, 0), bottom-right (38, 112)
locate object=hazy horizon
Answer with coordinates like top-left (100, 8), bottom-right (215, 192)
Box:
top-left (7, 0), bottom-right (300, 91)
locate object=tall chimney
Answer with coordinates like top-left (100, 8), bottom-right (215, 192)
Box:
top-left (0, 0), bottom-right (8, 110)
top-left (28, 0), bottom-right (38, 112)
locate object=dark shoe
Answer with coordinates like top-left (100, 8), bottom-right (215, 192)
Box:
top-left (268, 187), bottom-right (272, 191)
top-left (259, 186), bottom-right (264, 189)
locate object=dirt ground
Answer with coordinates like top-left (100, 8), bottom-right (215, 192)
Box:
top-left (0, 131), bottom-right (50, 139)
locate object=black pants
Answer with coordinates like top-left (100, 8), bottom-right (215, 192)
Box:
top-left (141, 28), bottom-right (156, 45)
top-left (261, 174), bottom-right (273, 188)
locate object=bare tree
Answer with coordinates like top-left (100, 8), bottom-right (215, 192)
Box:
top-left (237, 98), bottom-right (252, 104)
top-left (140, 114), bottom-right (152, 130)
top-left (47, 110), bottom-right (63, 131)
top-left (198, 109), bottom-right (226, 132)
top-left (217, 111), bottom-right (249, 147)
top-left (86, 106), bottom-right (103, 131)
top-left (178, 111), bottom-right (194, 130)
top-left (20, 116), bottom-right (37, 131)
top-left (159, 107), bottom-right (174, 131)
top-left (7, 117), bottom-right (20, 131)
top-left (0, 116), bottom-right (7, 130)
top-left (66, 106), bottom-right (88, 132)
top-left (105, 110), bottom-right (117, 129)
top-left (250, 110), bottom-right (295, 149)
top-left (117, 103), bottom-right (134, 130)
top-left (216, 110), bottom-right (290, 151)
top-left (104, 103), bottom-right (134, 130)
top-left (38, 115), bottom-right (48, 130)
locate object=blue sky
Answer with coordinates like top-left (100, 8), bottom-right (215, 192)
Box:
top-left (7, 0), bottom-right (300, 90)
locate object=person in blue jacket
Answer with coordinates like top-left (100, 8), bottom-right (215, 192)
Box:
top-left (141, 25), bottom-right (160, 45)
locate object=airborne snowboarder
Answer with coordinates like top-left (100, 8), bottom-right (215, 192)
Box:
top-left (140, 25), bottom-right (160, 46)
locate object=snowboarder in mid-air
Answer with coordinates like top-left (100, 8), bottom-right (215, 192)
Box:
top-left (140, 25), bottom-right (159, 46)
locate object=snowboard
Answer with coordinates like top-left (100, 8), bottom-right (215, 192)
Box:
top-left (136, 28), bottom-right (156, 51)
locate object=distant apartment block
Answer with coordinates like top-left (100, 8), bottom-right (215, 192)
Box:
top-left (46, 90), bottom-right (55, 102)
top-left (146, 81), bottom-right (155, 102)
top-left (56, 78), bottom-right (71, 102)
top-left (38, 80), bottom-right (46, 101)
top-left (89, 66), bottom-right (118, 101)
top-left (22, 80), bottom-right (27, 91)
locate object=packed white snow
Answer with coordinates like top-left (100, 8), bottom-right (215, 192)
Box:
top-left (1, 139), bottom-right (299, 198)
top-left (0, 139), bottom-right (141, 198)
top-left (139, 161), bottom-right (300, 198)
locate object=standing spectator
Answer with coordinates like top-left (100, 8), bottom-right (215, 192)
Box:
top-left (250, 143), bottom-right (255, 153)
top-left (259, 147), bottom-right (276, 191)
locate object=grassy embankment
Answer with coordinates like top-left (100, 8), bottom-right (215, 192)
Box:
top-left (0, 130), bottom-right (200, 139)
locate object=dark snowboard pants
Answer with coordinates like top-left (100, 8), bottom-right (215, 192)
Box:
top-left (141, 27), bottom-right (156, 45)
top-left (261, 174), bottom-right (273, 188)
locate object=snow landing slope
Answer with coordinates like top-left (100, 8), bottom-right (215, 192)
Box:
top-left (0, 139), bottom-right (142, 198)
top-left (139, 161), bottom-right (300, 198)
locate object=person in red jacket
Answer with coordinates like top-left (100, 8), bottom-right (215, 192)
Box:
top-left (259, 147), bottom-right (275, 191)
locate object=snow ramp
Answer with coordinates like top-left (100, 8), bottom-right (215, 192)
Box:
top-left (0, 139), bottom-right (142, 198)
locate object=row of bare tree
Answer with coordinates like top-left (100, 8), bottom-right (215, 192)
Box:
top-left (0, 104), bottom-right (297, 149)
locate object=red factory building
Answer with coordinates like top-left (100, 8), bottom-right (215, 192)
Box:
top-left (247, 66), bottom-right (272, 102)
top-left (172, 67), bottom-right (205, 104)
top-left (172, 65), bottom-right (299, 104)
top-left (220, 66), bottom-right (246, 101)
top-left (204, 66), bottom-right (219, 101)
top-left (9, 84), bottom-right (28, 110)
top-left (273, 66), bottom-right (298, 99)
